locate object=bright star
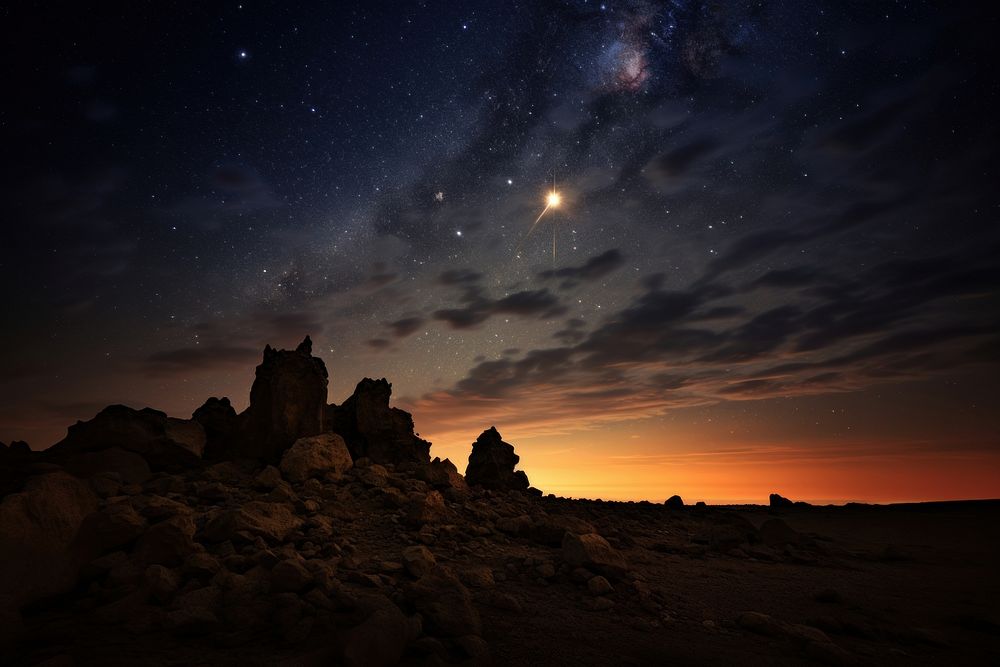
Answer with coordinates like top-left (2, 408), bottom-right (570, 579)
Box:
top-left (546, 191), bottom-right (562, 208)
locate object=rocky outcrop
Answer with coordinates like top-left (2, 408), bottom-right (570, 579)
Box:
top-left (48, 405), bottom-right (205, 471)
top-left (465, 426), bottom-right (529, 491)
top-left (192, 397), bottom-right (238, 460)
top-left (665, 494), bottom-right (684, 509)
top-left (769, 493), bottom-right (794, 509)
top-left (326, 378), bottom-right (430, 465)
top-left (235, 336), bottom-right (329, 462)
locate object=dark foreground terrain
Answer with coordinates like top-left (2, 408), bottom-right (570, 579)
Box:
top-left (2, 339), bottom-right (998, 666)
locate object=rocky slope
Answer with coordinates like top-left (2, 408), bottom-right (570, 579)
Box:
top-left (1, 338), bottom-right (998, 666)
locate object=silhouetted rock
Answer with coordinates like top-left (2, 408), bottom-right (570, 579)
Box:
top-left (49, 405), bottom-right (205, 471)
top-left (416, 457), bottom-right (469, 495)
top-left (279, 432), bottom-right (353, 483)
top-left (465, 426), bottom-right (530, 491)
top-left (665, 494), bottom-right (685, 509)
top-left (5, 441), bottom-right (31, 457)
top-left (326, 378), bottom-right (430, 465)
top-left (192, 397), bottom-right (238, 460)
top-left (769, 493), bottom-right (794, 509)
top-left (236, 337), bottom-right (329, 462)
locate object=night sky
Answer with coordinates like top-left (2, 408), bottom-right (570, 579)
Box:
top-left (3, 2), bottom-right (999, 503)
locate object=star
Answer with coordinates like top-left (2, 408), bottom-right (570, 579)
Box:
top-left (434, 191), bottom-right (445, 202)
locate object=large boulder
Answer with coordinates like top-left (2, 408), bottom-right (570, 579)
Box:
top-left (404, 565), bottom-right (482, 638)
top-left (0, 471), bottom-right (99, 607)
top-left (561, 532), bottom-right (628, 579)
top-left (279, 433), bottom-right (353, 483)
top-left (326, 378), bottom-right (430, 465)
top-left (235, 336), bottom-right (329, 462)
top-left (192, 397), bottom-right (238, 460)
top-left (199, 501), bottom-right (302, 544)
top-left (48, 405), bottom-right (205, 471)
top-left (465, 427), bottom-right (529, 491)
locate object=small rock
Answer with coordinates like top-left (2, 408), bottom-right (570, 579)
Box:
top-left (587, 575), bottom-right (613, 596)
top-left (183, 552), bottom-right (221, 578)
top-left (534, 562), bottom-right (556, 579)
top-left (254, 465), bottom-right (284, 489)
top-left (270, 558), bottom-right (312, 593)
top-left (460, 565), bottom-right (496, 589)
top-left (133, 513), bottom-right (197, 567)
top-left (145, 564), bottom-right (180, 603)
top-left (406, 490), bottom-right (448, 525)
top-left (401, 545), bottom-right (436, 578)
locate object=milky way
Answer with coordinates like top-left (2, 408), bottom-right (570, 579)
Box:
top-left (2, 2), bottom-right (998, 501)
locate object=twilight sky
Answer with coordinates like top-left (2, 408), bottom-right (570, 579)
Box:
top-left (2, 1), bottom-right (998, 503)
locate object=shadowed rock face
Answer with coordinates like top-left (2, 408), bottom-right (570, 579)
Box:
top-left (465, 426), bottom-right (529, 491)
top-left (48, 405), bottom-right (205, 471)
top-left (326, 378), bottom-right (431, 465)
top-left (235, 336), bottom-right (329, 462)
top-left (192, 397), bottom-right (238, 460)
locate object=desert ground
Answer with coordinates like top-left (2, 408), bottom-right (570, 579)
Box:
top-left (2, 340), bottom-right (997, 666)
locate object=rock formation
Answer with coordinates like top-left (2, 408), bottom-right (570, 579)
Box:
top-left (769, 493), bottom-right (794, 509)
top-left (465, 426), bottom-right (529, 491)
top-left (0, 333), bottom-right (912, 667)
top-left (192, 396), bottom-right (238, 460)
top-left (665, 494), bottom-right (684, 509)
top-left (48, 405), bottom-right (205, 471)
top-left (235, 336), bottom-right (329, 462)
top-left (326, 378), bottom-right (430, 465)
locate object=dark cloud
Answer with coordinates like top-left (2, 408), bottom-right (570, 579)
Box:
top-left (251, 311), bottom-right (325, 340)
top-left (438, 269), bottom-right (483, 286)
top-left (653, 138), bottom-right (720, 178)
top-left (144, 345), bottom-right (260, 377)
top-left (387, 317), bottom-right (425, 338)
top-left (433, 289), bottom-right (565, 330)
top-left (538, 249), bottom-right (625, 286)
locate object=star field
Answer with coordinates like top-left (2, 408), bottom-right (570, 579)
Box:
top-left (2, 1), bottom-right (999, 501)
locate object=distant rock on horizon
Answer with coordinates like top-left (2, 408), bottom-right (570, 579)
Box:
top-left (465, 426), bottom-right (530, 491)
